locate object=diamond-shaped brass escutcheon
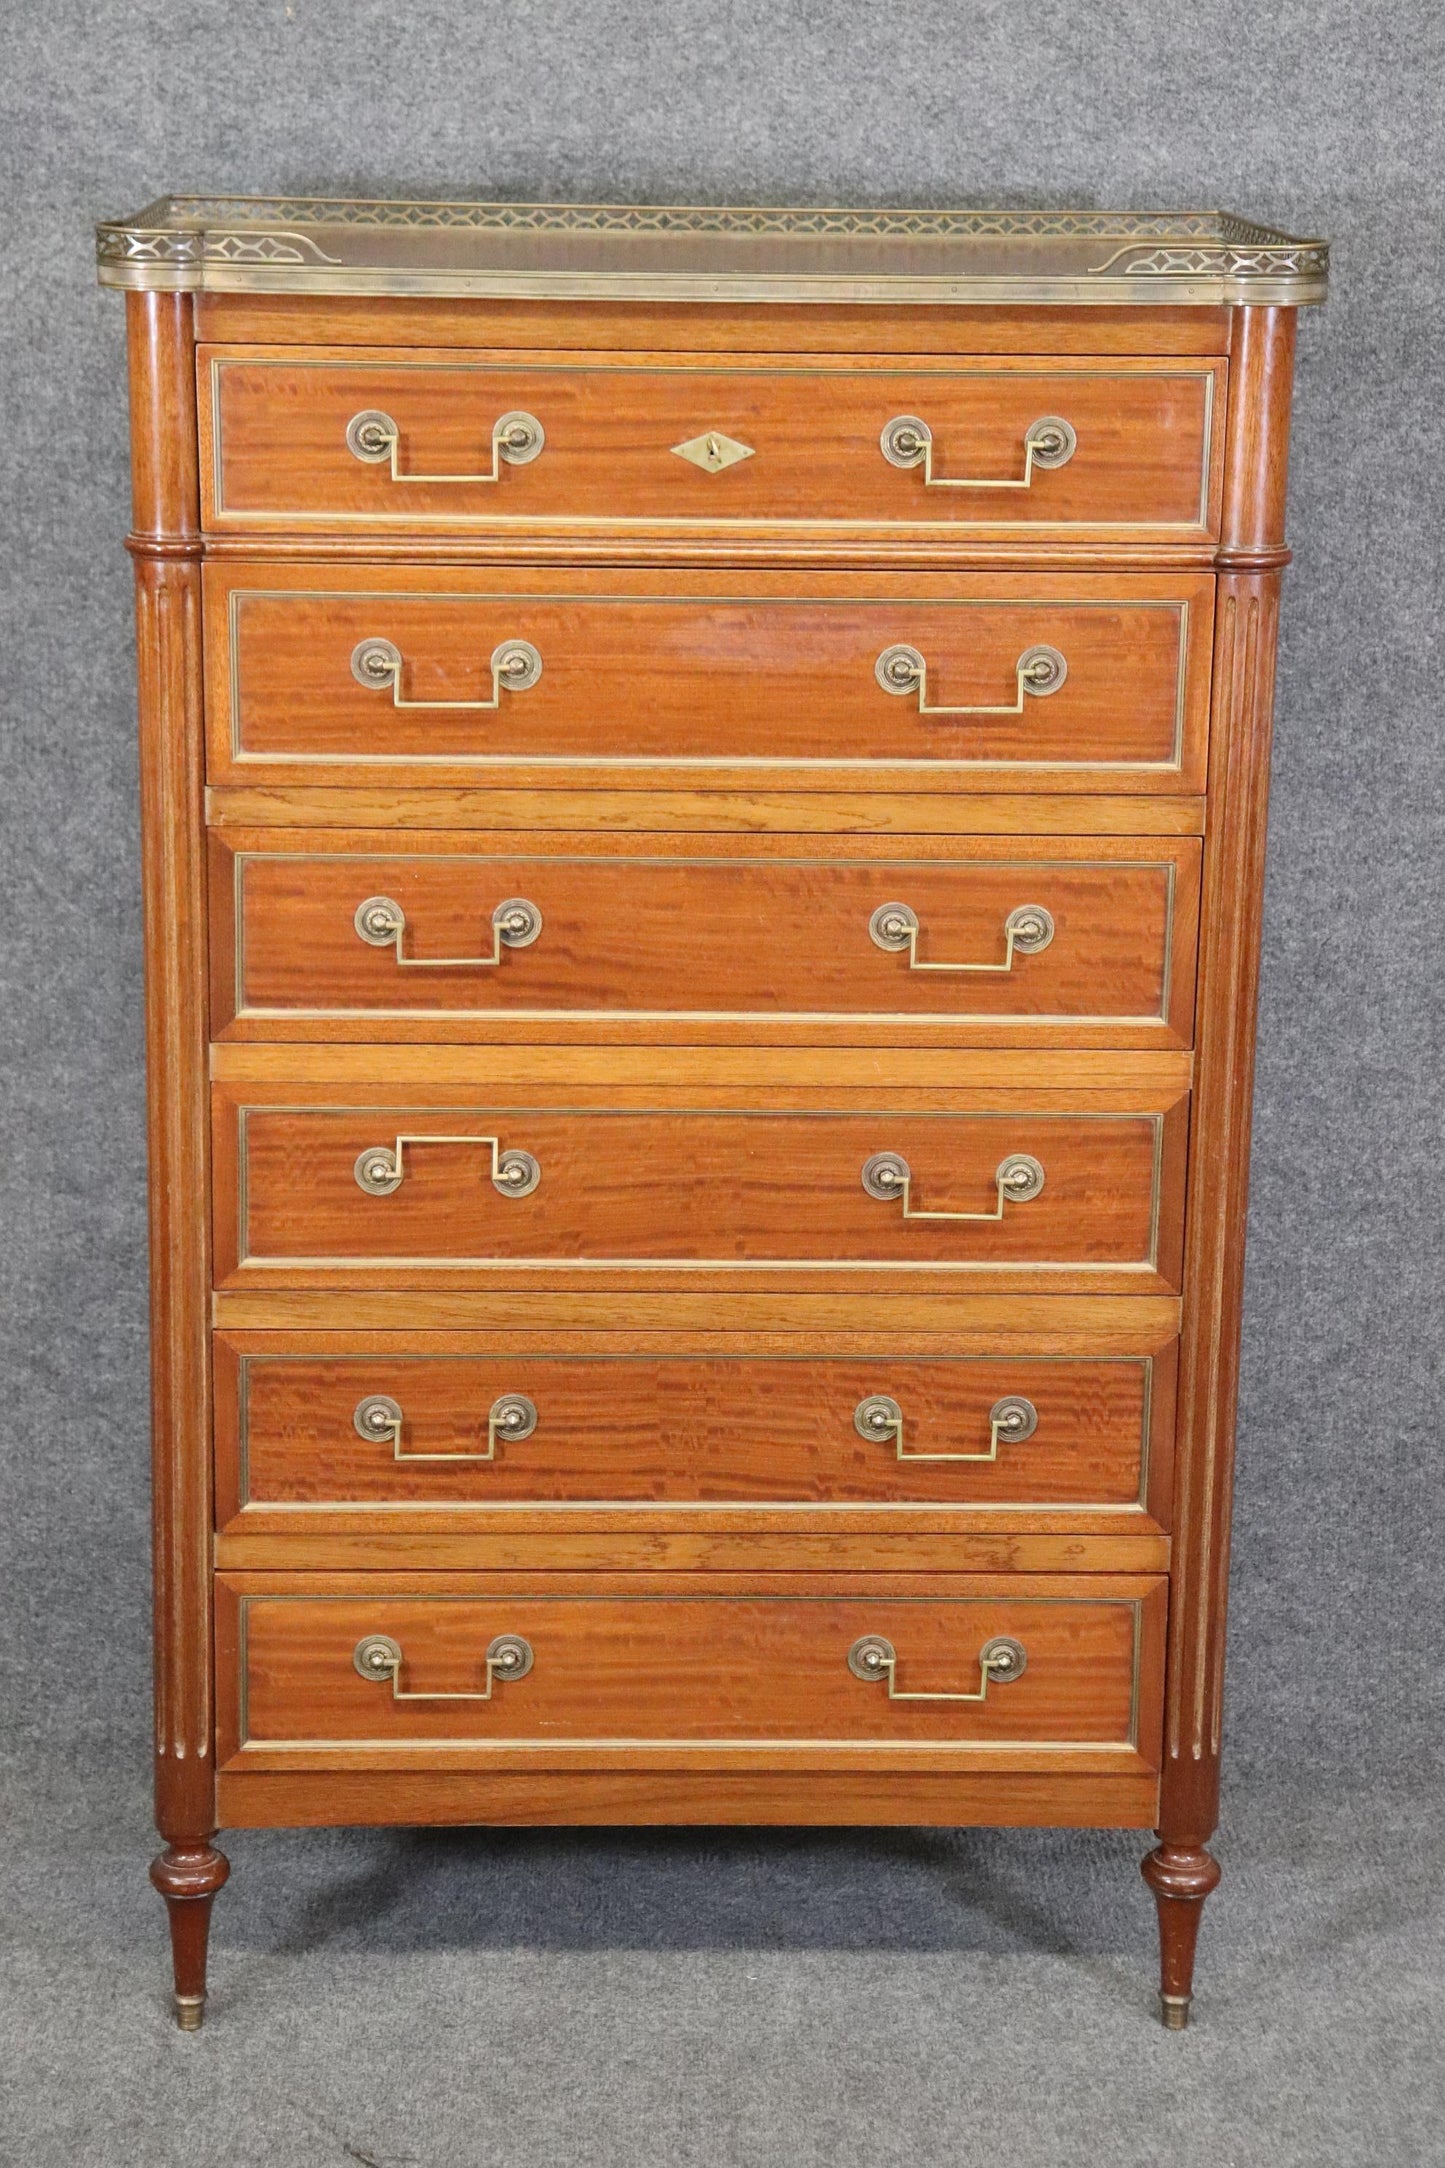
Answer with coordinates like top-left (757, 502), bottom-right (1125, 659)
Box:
top-left (671, 430), bottom-right (755, 473)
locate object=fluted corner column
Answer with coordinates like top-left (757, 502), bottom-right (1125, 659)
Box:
top-left (1149, 303), bottom-right (1297, 2026)
top-left (126, 291), bottom-right (227, 2019)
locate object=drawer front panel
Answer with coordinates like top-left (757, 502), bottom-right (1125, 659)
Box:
top-left (206, 568), bottom-right (1213, 792)
top-left (219, 1578), bottom-right (1164, 1763)
top-left (201, 349), bottom-right (1222, 537)
top-left (217, 1343), bottom-right (1171, 1519)
top-left (212, 833), bottom-right (1201, 1048)
top-left (213, 1091), bottom-right (1188, 1294)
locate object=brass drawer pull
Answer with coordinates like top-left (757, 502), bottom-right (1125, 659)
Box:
top-left (353, 1631), bottom-right (535, 1699)
top-left (854, 1392), bottom-right (1038, 1462)
top-left (875, 641), bottom-right (1067, 715)
top-left (880, 412), bottom-right (1076, 488)
top-left (353, 1391), bottom-right (538, 1461)
top-left (861, 1150), bottom-right (1045, 1220)
top-left (345, 406), bottom-right (545, 481)
top-left (353, 1134), bottom-right (541, 1198)
top-left (847, 1633), bottom-right (1028, 1698)
top-left (354, 894), bottom-right (543, 967)
top-left (868, 900), bottom-right (1055, 972)
top-left (350, 636), bottom-right (543, 709)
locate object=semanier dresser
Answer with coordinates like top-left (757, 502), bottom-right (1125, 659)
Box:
top-left (96, 196), bottom-right (1326, 2030)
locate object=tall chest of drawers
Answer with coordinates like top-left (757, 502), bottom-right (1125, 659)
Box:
top-left (97, 196), bottom-right (1327, 2031)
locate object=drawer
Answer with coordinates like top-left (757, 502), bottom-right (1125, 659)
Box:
top-left (199, 348), bottom-right (1224, 542)
top-left (214, 1334), bottom-right (1177, 1532)
top-left (210, 832), bottom-right (1202, 1050)
top-left (216, 1574), bottom-right (1166, 1773)
top-left (211, 1076), bottom-right (1189, 1295)
top-left (203, 565), bottom-right (1214, 795)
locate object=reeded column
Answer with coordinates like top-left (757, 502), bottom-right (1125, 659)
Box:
top-left (1146, 303), bottom-right (1297, 2027)
top-left (126, 289), bottom-right (226, 2027)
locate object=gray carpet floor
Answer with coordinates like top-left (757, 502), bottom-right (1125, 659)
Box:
top-left (4, 5), bottom-right (1444, 2163)
top-left (3, 1767), bottom-right (1439, 2167)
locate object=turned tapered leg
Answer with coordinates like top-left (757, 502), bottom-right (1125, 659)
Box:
top-left (1140, 1841), bottom-right (1221, 2029)
top-left (151, 1842), bottom-right (229, 2029)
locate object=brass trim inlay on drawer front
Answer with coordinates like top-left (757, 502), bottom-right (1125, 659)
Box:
top-left (231, 1104), bottom-right (1169, 1277)
top-left (206, 356), bottom-right (1217, 531)
top-left (234, 1349), bottom-right (1156, 1516)
top-left (234, 1591), bottom-right (1146, 1755)
top-left (225, 588), bottom-right (1193, 775)
top-left (230, 850), bottom-right (1180, 1029)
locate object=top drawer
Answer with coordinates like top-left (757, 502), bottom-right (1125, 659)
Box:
top-left (199, 348), bottom-right (1225, 547)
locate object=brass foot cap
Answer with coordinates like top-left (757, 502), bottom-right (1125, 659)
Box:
top-left (174, 1993), bottom-right (206, 2032)
top-left (1160, 1993), bottom-right (1191, 2031)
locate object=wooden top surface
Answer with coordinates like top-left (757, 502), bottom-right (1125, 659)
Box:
top-left (97, 197), bottom-right (1328, 307)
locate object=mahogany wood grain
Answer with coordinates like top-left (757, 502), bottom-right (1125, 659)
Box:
top-left (209, 830), bottom-right (1200, 1049)
top-left (202, 532), bottom-right (1221, 573)
top-left (215, 1531), bottom-right (1171, 1574)
top-left (150, 1842), bottom-right (230, 2030)
top-left (196, 293), bottom-right (1231, 356)
top-left (1141, 1841), bottom-right (1222, 2028)
top-left (205, 788), bottom-right (1207, 836)
top-left (211, 1290), bottom-right (1184, 1336)
top-left (204, 563), bottom-right (1213, 795)
top-left (207, 1042), bottom-right (1194, 1092)
top-left (1217, 308), bottom-right (1296, 571)
top-left (217, 1766), bottom-right (1161, 1829)
top-left (211, 1086), bottom-right (1189, 1296)
top-left (214, 1572), bottom-right (1165, 1774)
top-left (199, 348), bottom-right (1224, 542)
top-left (105, 254), bottom-right (1313, 2023)
top-left (126, 292), bottom-right (218, 1863)
top-left (214, 1334), bottom-right (1175, 1525)
top-left (1163, 308), bottom-right (1295, 1877)
top-left (1129, 304), bottom-right (1299, 2027)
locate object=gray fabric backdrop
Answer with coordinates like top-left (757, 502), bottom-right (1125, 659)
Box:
top-left (2, 5), bottom-right (1441, 2162)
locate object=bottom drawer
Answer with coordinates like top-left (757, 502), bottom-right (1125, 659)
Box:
top-left (217, 1574), bottom-right (1164, 1776)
